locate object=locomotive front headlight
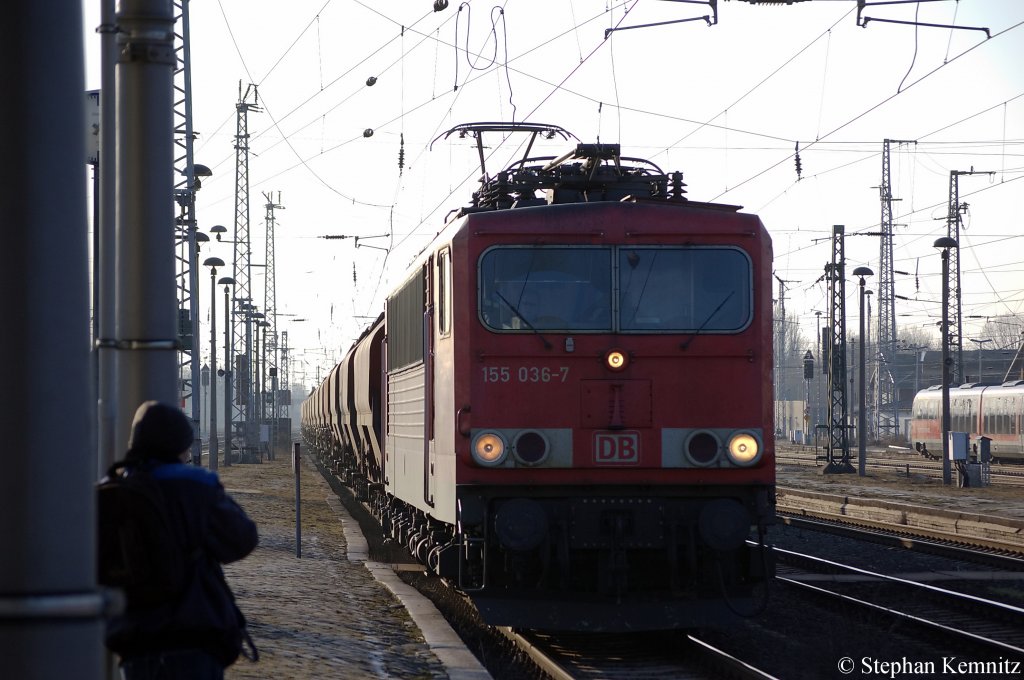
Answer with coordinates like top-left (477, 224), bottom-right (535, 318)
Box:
top-left (605, 348), bottom-right (628, 371)
top-left (472, 432), bottom-right (508, 467)
top-left (685, 430), bottom-right (722, 467)
top-left (513, 430), bottom-right (549, 466)
top-left (726, 432), bottom-right (761, 466)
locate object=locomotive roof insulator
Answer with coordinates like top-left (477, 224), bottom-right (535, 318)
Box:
top-left (437, 122), bottom-right (694, 214)
top-left (669, 171), bottom-right (688, 202)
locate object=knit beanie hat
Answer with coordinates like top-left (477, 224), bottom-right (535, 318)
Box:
top-left (126, 401), bottom-right (195, 462)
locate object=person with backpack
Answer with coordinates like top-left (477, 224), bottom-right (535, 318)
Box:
top-left (100, 401), bottom-right (259, 679)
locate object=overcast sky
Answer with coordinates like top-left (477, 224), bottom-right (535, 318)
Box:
top-left (83, 0), bottom-right (1024, 387)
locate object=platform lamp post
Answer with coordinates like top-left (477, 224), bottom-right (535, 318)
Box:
top-left (219, 276), bottom-right (236, 466)
top-left (865, 288), bottom-right (874, 442)
top-left (203, 257), bottom-right (225, 471)
top-left (250, 311), bottom-right (265, 456)
top-left (935, 237), bottom-right (958, 485)
top-left (969, 338), bottom-right (992, 383)
top-left (815, 309), bottom-right (823, 445)
top-left (258, 319), bottom-right (271, 454)
top-left (852, 266), bottom-right (873, 476)
top-left (209, 225), bottom-right (232, 466)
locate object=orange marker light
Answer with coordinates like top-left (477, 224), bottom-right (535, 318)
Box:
top-left (605, 349), bottom-right (628, 371)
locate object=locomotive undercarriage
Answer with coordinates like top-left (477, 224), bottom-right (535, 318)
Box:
top-left (376, 483), bottom-right (774, 631)
top-left (303, 432), bottom-right (774, 631)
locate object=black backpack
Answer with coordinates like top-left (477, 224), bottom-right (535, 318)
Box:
top-left (97, 461), bottom-right (187, 607)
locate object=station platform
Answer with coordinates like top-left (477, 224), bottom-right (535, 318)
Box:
top-left (778, 454), bottom-right (1024, 520)
top-left (209, 447), bottom-right (491, 680)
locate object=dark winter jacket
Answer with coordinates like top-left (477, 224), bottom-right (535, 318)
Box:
top-left (105, 460), bottom-right (259, 665)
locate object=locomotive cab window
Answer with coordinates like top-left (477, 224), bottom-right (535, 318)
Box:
top-left (479, 247), bottom-right (612, 332)
top-left (478, 245), bottom-right (752, 334)
top-left (619, 247), bottom-right (752, 332)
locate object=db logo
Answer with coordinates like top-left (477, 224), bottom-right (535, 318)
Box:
top-left (594, 432), bottom-right (640, 465)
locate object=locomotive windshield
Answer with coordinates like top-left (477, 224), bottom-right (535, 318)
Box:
top-left (619, 247), bottom-right (751, 332)
top-left (479, 247), bottom-right (612, 332)
top-left (479, 245), bottom-right (752, 333)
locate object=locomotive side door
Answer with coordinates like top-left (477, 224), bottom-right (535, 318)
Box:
top-left (424, 255), bottom-right (437, 508)
top-left (431, 247), bottom-right (456, 524)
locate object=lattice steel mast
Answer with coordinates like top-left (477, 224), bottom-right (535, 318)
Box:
top-left (773, 274), bottom-right (796, 436)
top-left (231, 83), bottom-right (260, 457)
top-left (946, 168), bottom-right (993, 384)
top-left (263, 191), bottom-right (283, 455)
top-left (172, 0), bottom-right (204, 464)
top-left (824, 225), bottom-right (852, 473)
top-left (875, 139), bottom-right (913, 440)
top-left (279, 329), bottom-right (290, 428)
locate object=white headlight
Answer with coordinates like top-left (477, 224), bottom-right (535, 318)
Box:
top-left (472, 432), bottom-right (508, 467)
top-left (726, 432), bottom-right (761, 466)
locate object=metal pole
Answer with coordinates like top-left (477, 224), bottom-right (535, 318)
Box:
top-left (969, 339), bottom-right (991, 382)
top-left (1, 3), bottom-right (104, 676)
top-left (941, 261), bottom-right (952, 486)
top-left (294, 443), bottom-right (302, 558)
top-left (114, 0), bottom-right (178, 438)
top-left (859, 283), bottom-right (868, 476)
top-left (246, 310), bottom-right (254, 449)
top-left (254, 319), bottom-right (261, 455)
top-left (223, 281), bottom-right (234, 466)
top-left (187, 221), bottom-right (202, 466)
top-left (853, 267), bottom-right (873, 476)
top-left (936, 240), bottom-right (956, 485)
top-left (209, 269), bottom-right (219, 471)
top-left (97, 0), bottom-right (119, 474)
top-left (261, 324), bottom-right (267, 424)
top-left (816, 311), bottom-right (822, 445)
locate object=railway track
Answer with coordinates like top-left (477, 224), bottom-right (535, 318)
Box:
top-left (776, 451), bottom-right (1024, 486)
top-left (775, 483), bottom-right (1024, 554)
top-left (773, 546), bottom-right (1024, 659)
top-left (777, 514), bottom-right (1024, 568)
top-left (499, 627), bottom-right (780, 680)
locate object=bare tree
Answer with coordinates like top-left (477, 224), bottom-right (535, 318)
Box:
top-left (981, 314), bottom-right (1024, 350)
top-left (897, 326), bottom-right (936, 350)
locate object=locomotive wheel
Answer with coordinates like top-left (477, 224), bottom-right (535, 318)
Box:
top-left (415, 536), bottom-right (432, 563)
top-left (408, 530), bottom-right (423, 555)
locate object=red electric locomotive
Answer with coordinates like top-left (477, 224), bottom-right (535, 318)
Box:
top-left (303, 123), bottom-right (775, 631)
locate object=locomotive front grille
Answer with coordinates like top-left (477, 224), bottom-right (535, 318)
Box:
top-left (569, 498), bottom-right (666, 549)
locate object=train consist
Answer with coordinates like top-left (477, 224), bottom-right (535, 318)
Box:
top-left (910, 382), bottom-right (1024, 462)
top-left (302, 123), bottom-right (776, 631)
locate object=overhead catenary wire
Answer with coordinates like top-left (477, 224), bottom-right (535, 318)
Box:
top-left (195, 1), bottom-right (1023, 348)
top-left (712, 19), bottom-right (1024, 204)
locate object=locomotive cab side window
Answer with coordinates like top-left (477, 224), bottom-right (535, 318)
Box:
top-left (437, 247), bottom-right (452, 338)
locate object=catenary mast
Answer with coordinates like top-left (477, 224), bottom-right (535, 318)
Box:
top-left (231, 83), bottom-right (261, 459)
top-left (875, 139), bottom-right (913, 440)
top-left (824, 225), bottom-right (852, 473)
top-left (946, 169), bottom-right (994, 384)
top-left (263, 192), bottom-right (283, 456)
top-left (172, 0), bottom-right (204, 464)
